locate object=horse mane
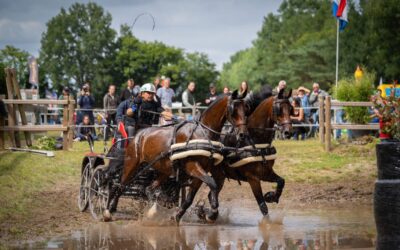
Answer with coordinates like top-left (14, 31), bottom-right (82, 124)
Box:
top-left (246, 85), bottom-right (273, 115)
top-left (198, 95), bottom-right (227, 120)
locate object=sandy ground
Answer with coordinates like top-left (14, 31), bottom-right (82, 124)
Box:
top-left (0, 175), bottom-right (374, 246)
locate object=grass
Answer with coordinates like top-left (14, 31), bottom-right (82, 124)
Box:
top-left (273, 139), bottom-right (377, 184)
top-left (0, 136), bottom-right (378, 222)
top-left (0, 139), bottom-right (104, 222)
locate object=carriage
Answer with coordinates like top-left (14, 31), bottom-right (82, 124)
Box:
top-left (77, 130), bottom-right (194, 221)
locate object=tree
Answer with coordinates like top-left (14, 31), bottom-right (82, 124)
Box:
top-left (40, 2), bottom-right (117, 100)
top-left (0, 45), bottom-right (30, 88)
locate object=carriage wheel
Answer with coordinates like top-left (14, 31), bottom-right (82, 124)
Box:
top-left (89, 166), bottom-right (110, 221)
top-left (78, 163), bottom-right (91, 212)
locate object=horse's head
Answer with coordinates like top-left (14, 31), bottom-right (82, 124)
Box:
top-left (273, 88), bottom-right (293, 139)
top-left (227, 89), bottom-right (249, 141)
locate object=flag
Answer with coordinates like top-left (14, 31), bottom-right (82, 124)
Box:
top-left (332, 0), bottom-right (348, 31)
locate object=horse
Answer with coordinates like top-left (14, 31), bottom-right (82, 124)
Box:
top-left (198, 87), bottom-right (293, 218)
top-left (105, 90), bottom-right (249, 223)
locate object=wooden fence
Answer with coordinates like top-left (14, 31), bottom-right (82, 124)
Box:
top-left (0, 98), bottom-right (76, 150)
top-left (319, 96), bottom-right (379, 152)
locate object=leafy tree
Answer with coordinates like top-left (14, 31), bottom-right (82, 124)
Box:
top-left (0, 45), bottom-right (30, 88)
top-left (115, 26), bottom-right (183, 85)
top-left (40, 2), bottom-right (117, 100)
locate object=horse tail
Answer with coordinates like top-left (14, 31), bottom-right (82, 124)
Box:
top-left (185, 160), bottom-right (217, 190)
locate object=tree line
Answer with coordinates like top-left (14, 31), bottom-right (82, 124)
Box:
top-left (0, 2), bottom-right (218, 105)
top-left (220, 0), bottom-right (400, 92)
top-left (1, 0), bottom-right (399, 103)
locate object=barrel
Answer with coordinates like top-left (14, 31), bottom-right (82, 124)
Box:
top-left (374, 141), bottom-right (400, 249)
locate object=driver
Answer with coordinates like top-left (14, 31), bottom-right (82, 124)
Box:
top-left (116, 83), bottom-right (173, 138)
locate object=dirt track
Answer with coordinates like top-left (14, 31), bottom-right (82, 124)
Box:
top-left (0, 175), bottom-right (374, 246)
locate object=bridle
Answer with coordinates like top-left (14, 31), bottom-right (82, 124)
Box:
top-left (272, 97), bottom-right (292, 130)
top-left (227, 99), bottom-right (248, 128)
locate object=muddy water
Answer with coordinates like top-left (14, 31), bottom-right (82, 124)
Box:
top-left (26, 204), bottom-right (375, 249)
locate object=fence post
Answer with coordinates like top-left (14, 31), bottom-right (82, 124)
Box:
top-left (11, 68), bottom-right (32, 146)
top-left (319, 96), bottom-right (325, 144)
top-left (4, 68), bottom-right (18, 147)
top-left (324, 96), bottom-right (332, 152)
top-left (67, 96), bottom-right (75, 149)
top-left (62, 97), bottom-right (69, 150)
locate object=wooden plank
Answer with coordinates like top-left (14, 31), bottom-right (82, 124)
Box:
top-left (318, 96), bottom-right (325, 144)
top-left (4, 68), bottom-right (18, 147)
top-left (0, 125), bottom-right (68, 132)
top-left (331, 124), bottom-right (379, 130)
top-left (10, 68), bottom-right (32, 146)
top-left (324, 96), bottom-right (332, 152)
top-left (2, 99), bottom-right (70, 105)
top-left (331, 101), bottom-right (373, 107)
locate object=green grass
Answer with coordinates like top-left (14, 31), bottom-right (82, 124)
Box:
top-left (0, 139), bottom-right (104, 222)
top-left (273, 139), bottom-right (377, 184)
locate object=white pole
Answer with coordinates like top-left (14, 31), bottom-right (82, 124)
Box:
top-left (335, 19), bottom-right (339, 91)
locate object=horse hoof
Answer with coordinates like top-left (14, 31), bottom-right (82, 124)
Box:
top-left (206, 210), bottom-right (219, 223)
top-left (103, 210), bottom-right (112, 222)
top-left (264, 192), bottom-right (277, 203)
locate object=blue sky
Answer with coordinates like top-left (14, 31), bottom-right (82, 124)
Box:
top-left (0, 0), bottom-right (282, 69)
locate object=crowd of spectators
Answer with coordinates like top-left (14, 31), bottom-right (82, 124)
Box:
top-left (54, 76), bottom-right (385, 142)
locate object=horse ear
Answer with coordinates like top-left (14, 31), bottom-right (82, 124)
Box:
top-left (231, 89), bottom-right (239, 99)
top-left (278, 88), bottom-right (284, 99)
top-left (286, 88), bottom-right (292, 99)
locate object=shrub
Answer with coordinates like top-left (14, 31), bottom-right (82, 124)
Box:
top-left (335, 71), bottom-right (376, 124)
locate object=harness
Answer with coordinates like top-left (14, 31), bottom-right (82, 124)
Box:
top-left (224, 97), bottom-right (290, 169)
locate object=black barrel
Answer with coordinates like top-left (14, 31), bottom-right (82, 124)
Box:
top-left (374, 142), bottom-right (400, 249)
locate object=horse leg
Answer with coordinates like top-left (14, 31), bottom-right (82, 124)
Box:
top-left (175, 178), bottom-right (203, 223)
top-left (248, 177), bottom-right (269, 216)
top-left (204, 168), bottom-right (226, 222)
top-left (264, 170), bottom-right (285, 204)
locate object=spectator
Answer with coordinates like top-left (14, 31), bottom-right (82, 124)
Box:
top-left (239, 81), bottom-right (251, 95)
top-left (120, 79), bottom-right (139, 102)
top-left (274, 80), bottom-right (286, 95)
top-left (74, 115), bottom-right (97, 141)
top-left (297, 86), bottom-right (311, 119)
top-left (182, 81), bottom-right (199, 119)
top-left (205, 83), bottom-right (218, 105)
top-left (223, 86), bottom-right (231, 95)
top-left (103, 84), bottom-right (120, 139)
top-left (309, 82), bottom-right (328, 136)
top-left (154, 76), bottom-right (162, 90)
top-left (290, 97), bottom-right (306, 140)
top-left (156, 77), bottom-right (175, 108)
top-left (77, 83), bottom-right (95, 125)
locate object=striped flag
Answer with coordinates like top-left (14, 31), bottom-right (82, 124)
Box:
top-left (332, 0), bottom-right (349, 30)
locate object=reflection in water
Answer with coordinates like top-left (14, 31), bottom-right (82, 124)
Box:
top-left (23, 206), bottom-right (375, 249)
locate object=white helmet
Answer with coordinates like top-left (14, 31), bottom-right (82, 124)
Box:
top-left (140, 83), bottom-right (156, 93)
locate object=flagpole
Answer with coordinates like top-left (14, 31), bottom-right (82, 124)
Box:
top-left (335, 19), bottom-right (339, 93)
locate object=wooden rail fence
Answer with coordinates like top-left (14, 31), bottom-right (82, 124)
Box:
top-left (0, 97), bottom-right (75, 150)
top-left (319, 96), bottom-right (379, 152)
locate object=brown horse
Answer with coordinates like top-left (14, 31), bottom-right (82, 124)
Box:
top-left (107, 90), bottom-right (248, 222)
top-left (204, 87), bottom-right (293, 217)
